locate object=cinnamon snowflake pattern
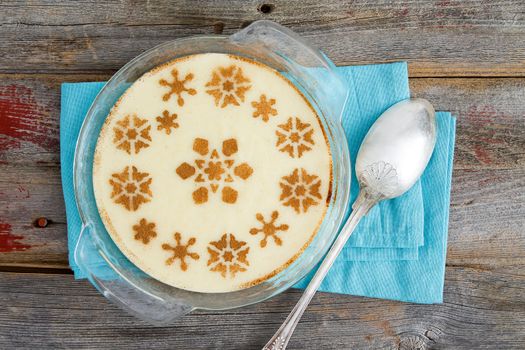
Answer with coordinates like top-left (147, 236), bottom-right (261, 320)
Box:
top-left (156, 110), bottom-right (179, 135)
top-left (205, 65), bottom-right (251, 108)
top-left (176, 138), bottom-right (253, 204)
top-left (276, 117), bottom-right (315, 158)
top-left (159, 69), bottom-right (197, 106)
top-left (162, 232), bottom-right (200, 271)
top-left (113, 114), bottom-right (152, 154)
top-left (251, 94), bottom-right (277, 122)
top-left (280, 168), bottom-right (322, 214)
top-left (207, 233), bottom-right (250, 278)
top-left (132, 218), bottom-right (157, 244)
top-left (109, 166), bottom-right (153, 211)
top-left (249, 211), bottom-right (289, 248)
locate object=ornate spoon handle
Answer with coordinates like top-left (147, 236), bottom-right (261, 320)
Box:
top-left (262, 192), bottom-right (376, 350)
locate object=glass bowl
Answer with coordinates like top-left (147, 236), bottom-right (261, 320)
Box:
top-left (73, 20), bottom-right (350, 324)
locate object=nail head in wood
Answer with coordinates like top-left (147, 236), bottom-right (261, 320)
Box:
top-left (35, 217), bottom-right (49, 228)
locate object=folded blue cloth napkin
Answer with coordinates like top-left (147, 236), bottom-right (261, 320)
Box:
top-left (61, 62), bottom-right (455, 304)
top-left (338, 63), bottom-right (424, 263)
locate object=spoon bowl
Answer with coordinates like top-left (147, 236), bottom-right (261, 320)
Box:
top-left (356, 98), bottom-right (436, 200)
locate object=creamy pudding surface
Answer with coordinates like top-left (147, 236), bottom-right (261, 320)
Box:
top-left (93, 53), bottom-right (332, 293)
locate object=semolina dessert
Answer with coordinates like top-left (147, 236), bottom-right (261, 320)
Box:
top-left (93, 53), bottom-right (332, 293)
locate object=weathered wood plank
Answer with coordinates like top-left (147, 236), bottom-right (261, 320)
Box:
top-left (2, 75), bottom-right (524, 168)
top-left (0, 267), bottom-right (523, 349)
top-left (1, 164), bottom-right (523, 270)
top-left (0, 74), bottom-right (106, 165)
top-left (0, 164), bottom-right (67, 267)
top-left (0, 0), bottom-right (524, 77)
top-left (410, 78), bottom-right (525, 171)
top-left (448, 168), bottom-right (525, 266)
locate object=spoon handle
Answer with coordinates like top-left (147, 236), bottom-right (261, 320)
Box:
top-left (262, 193), bottom-right (376, 350)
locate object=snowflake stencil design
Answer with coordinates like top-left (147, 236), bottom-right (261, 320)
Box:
top-left (249, 211), bottom-right (289, 248)
top-left (162, 232), bottom-right (200, 271)
top-left (251, 94), bottom-right (277, 122)
top-left (207, 233), bottom-right (250, 278)
top-left (156, 110), bottom-right (179, 135)
top-left (176, 138), bottom-right (253, 204)
top-left (132, 218), bottom-right (157, 244)
top-left (159, 69), bottom-right (197, 106)
top-left (276, 117), bottom-right (315, 158)
top-left (109, 166), bottom-right (153, 211)
top-left (280, 168), bottom-right (322, 214)
top-left (113, 114), bottom-right (152, 154)
top-left (205, 65), bottom-right (251, 108)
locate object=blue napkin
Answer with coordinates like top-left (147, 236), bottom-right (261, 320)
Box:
top-left (61, 82), bottom-right (106, 278)
top-left (295, 110), bottom-right (455, 303)
top-left (61, 63), bottom-right (455, 303)
top-left (338, 63), bottom-right (424, 263)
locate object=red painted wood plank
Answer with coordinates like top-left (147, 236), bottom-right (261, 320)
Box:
top-left (0, 84), bottom-right (58, 153)
top-left (0, 221), bottom-right (31, 253)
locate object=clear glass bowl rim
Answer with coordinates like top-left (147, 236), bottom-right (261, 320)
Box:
top-left (73, 21), bottom-right (351, 318)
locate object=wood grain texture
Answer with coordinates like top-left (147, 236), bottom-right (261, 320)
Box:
top-left (0, 74), bottom-right (106, 165)
top-left (2, 75), bottom-right (524, 167)
top-left (0, 268), bottom-right (523, 349)
top-left (1, 166), bottom-right (523, 270)
top-left (1, 1), bottom-right (525, 348)
top-left (1, 76), bottom-right (524, 268)
top-left (410, 78), bottom-right (525, 171)
top-left (0, 0), bottom-right (524, 77)
top-left (0, 164), bottom-right (67, 267)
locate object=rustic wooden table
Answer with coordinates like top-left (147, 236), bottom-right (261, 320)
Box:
top-left (1, 1), bottom-right (524, 349)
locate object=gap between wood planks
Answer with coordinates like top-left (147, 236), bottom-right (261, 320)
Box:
top-left (2, 71), bottom-right (525, 79)
top-left (0, 262), bottom-right (502, 275)
top-left (0, 264), bottom-right (73, 274)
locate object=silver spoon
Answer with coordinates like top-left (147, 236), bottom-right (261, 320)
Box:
top-left (263, 98), bottom-right (437, 350)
